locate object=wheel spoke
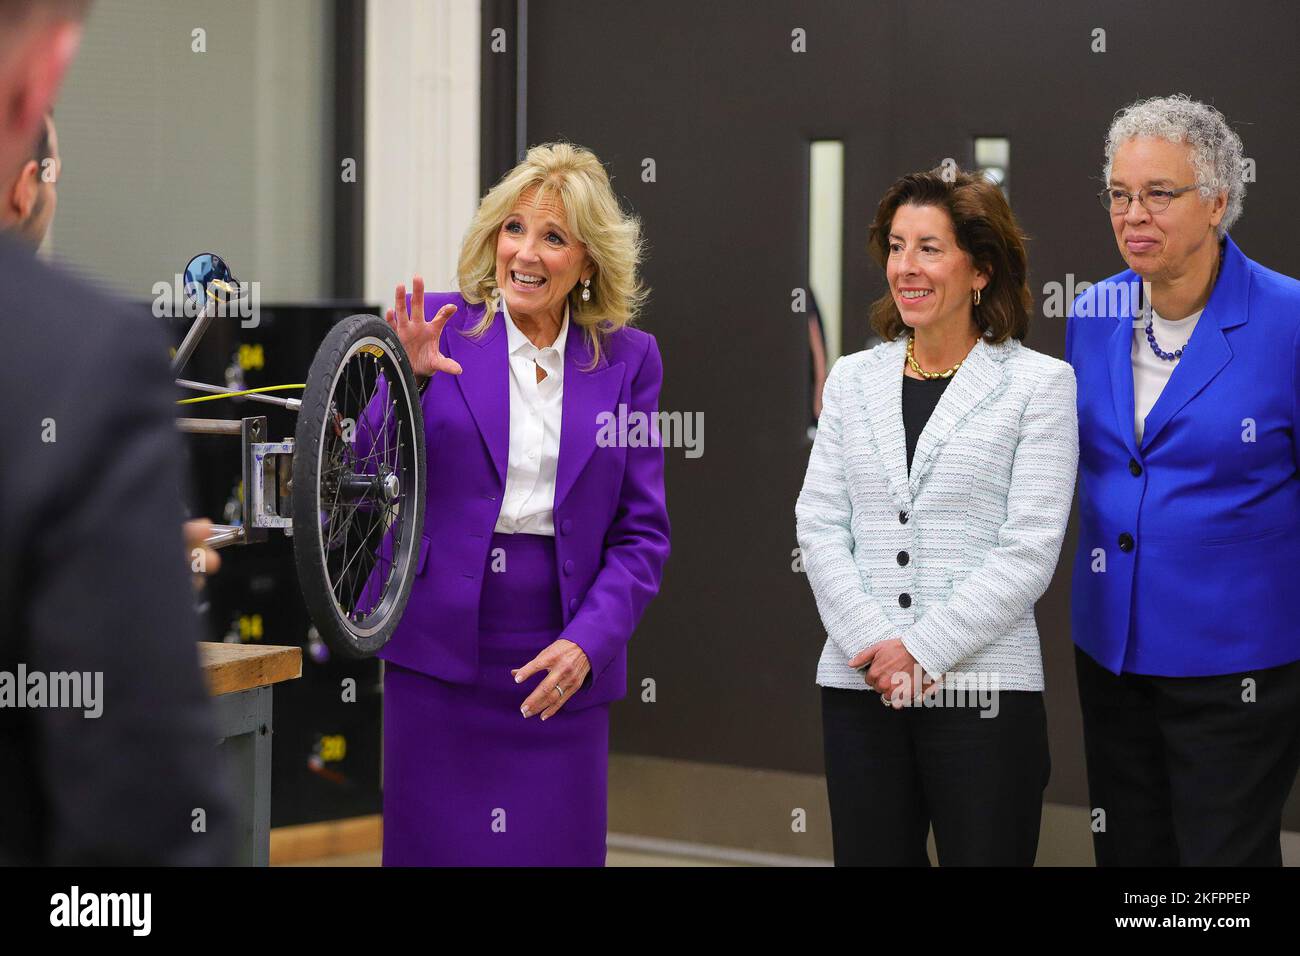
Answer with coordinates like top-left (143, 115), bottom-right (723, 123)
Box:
top-left (300, 325), bottom-right (421, 650)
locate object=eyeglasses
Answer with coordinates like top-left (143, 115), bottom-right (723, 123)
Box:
top-left (1098, 184), bottom-right (1201, 214)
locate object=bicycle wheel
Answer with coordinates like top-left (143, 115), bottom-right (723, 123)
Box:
top-left (292, 314), bottom-right (425, 658)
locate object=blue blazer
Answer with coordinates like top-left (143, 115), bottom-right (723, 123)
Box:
top-left (1066, 235), bottom-right (1300, 676)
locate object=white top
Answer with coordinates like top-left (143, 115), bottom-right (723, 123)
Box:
top-left (1131, 306), bottom-right (1203, 443)
top-left (493, 299), bottom-right (568, 536)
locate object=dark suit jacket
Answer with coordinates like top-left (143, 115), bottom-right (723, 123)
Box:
top-left (0, 233), bottom-right (234, 864)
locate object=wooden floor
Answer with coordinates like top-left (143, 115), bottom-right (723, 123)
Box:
top-left (269, 816), bottom-right (741, 866)
top-left (268, 783), bottom-right (1300, 867)
top-left (279, 847), bottom-right (733, 867)
top-left (284, 837), bottom-right (1300, 867)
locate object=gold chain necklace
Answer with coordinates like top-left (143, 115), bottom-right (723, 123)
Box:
top-left (906, 334), bottom-right (968, 379)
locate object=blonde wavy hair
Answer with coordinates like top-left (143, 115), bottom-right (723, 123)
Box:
top-left (457, 142), bottom-right (647, 368)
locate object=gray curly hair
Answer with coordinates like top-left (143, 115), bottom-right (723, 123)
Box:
top-left (1103, 94), bottom-right (1245, 237)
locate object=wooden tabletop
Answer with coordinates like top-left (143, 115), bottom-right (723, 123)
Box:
top-left (199, 642), bottom-right (303, 697)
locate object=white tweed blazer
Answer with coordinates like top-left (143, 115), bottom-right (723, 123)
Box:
top-left (795, 335), bottom-right (1078, 692)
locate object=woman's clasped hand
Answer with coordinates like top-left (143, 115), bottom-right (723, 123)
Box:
top-left (849, 639), bottom-right (937, 708)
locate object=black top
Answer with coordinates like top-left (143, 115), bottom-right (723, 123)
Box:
top-left (902, 374), bottom-right (952, 473)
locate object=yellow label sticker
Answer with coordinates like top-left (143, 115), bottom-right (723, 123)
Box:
top-left (238, 343), bottom-right (265, 370)
top-left (238, 613), bottom-right (264, 642)
top-left (319, 735), bottom-right (347, 762)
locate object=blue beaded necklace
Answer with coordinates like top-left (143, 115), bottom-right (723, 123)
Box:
top-left (1144, 319), bottom-right (1185, 361)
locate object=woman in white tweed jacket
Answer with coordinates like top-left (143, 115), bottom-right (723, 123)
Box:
top-left (796, 170), bottom-right (1078, 866)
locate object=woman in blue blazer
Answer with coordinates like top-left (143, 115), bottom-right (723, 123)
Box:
top-left (1067, 95), bottom-right (1300, 866)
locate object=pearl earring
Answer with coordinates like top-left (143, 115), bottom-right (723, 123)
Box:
top-left (581, 278), bottom-right (591, 302)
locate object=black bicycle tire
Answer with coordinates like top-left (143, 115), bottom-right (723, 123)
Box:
top-left (291, 314), bottom-right (426, 659)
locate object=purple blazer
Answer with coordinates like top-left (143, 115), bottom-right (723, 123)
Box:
top-left (364, 292), bottom-right (670, 711)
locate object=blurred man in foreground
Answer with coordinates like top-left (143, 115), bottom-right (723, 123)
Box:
top-left (0, 0), bottom-right (234, 864)
top-left (1, 109), bottom-right (57, 247)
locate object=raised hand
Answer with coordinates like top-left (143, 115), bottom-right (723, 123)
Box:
top-left (385, 276), bottom-right (464, 381)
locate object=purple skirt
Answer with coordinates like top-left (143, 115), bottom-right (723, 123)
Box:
top-left (381, 532), bottom-right (610, 866)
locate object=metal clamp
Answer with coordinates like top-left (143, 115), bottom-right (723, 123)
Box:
top-left (241, 417), bottom-right (295, 534)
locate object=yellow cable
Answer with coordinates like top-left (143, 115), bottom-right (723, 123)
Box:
top-left (177, 384), bottom-right (306, 405)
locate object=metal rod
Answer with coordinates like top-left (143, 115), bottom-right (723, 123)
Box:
top-left (176, 417), bottom-right (243, 435)
top-left (203, 524), bottom-right (246, 550)
top-left (170, 298), bottom-right (217, 377)
top-left (176, 379), bottom-right (302, 411)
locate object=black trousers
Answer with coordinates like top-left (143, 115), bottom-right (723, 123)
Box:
top-left (821, 685), bottom-right (1050, 866)
top-left (1075, 645), bottom-right (1300, 866)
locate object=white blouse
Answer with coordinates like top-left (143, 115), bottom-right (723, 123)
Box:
top-left (493, 299), bottom-right (568, 535)
top-left (1132, 306), bottom-right (1203, 443)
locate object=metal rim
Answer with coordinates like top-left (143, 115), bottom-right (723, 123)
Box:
top-left (308, 333), bottom-right (420, 640)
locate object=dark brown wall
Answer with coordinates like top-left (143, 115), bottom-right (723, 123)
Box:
top-left (485, 0), bottom-right (1300, 823)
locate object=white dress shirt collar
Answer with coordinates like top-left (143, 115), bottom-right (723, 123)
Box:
top-left (501, 297), bottom-right (569, 383)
